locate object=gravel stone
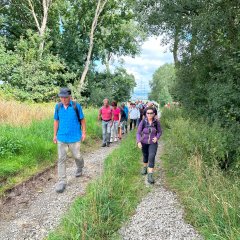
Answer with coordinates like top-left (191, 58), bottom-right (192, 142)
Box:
top-left (119, 142), bottom-right (203, 240)
top-left (0, 141), bottom-right (203, 240)
top-left (0, 143), bottom-right (119, 240)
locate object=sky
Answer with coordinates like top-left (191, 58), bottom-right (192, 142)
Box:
top-left (122, 36), bottom-right (173, 100)
top-left (95, 36), bottom-right (173, 100)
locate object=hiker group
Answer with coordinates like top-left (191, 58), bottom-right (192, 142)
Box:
top-left (53, 88), bottom-right (162, 193)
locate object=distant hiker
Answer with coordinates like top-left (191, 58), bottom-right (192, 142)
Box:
top-left (138, 100), bottom-right (145, 123)
top-left (110, 101), bottom-right (121, 142)
top-left (122, 102), bottom-right (129, 133)
top-left (137, 107), bottom-right (162, 184)
top-left (53, 88), bottom-right (86, 193)
top-left (119, 104), bottom-right (127, 138)
top-left (98, 98), bottom-right (112, 147)
top-left (129, 103), bottom-right (140, 130)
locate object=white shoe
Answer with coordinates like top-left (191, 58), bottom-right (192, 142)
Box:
top-left (114, 138), bottom-right (118, 142)
top-left (110, 138), bottom-right (113, 143)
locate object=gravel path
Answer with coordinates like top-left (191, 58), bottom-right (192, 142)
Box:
top-left (0, 143), bottom-right (119, 240)
top-left (120, 142), bottom-right (203, 240)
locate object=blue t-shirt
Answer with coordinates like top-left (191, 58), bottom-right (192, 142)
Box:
top-left (123, 106), bottom-right (129, 119)
top-left (54, 101), bottom-right (84, 143)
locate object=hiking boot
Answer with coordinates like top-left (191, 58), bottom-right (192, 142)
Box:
top-left (55, 182), bottom-right (66, 193)
top-left (75, 168), bottom-right (83, 177)
top-left (147, 173), bottom-right (155, 184)
top-left (101, 143), bottom-right (107, 147)
top-left (106, 142), bottom-right (110, 147)
top-left (141, 167), bottom-right (147, 175)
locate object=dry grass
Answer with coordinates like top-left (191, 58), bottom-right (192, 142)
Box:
top-left (0, 100), bottom-right (54, 125)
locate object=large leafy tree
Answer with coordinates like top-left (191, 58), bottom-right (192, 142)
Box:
top-left (149, 64), bottom-right (175, 105)
top-left (56, 0), bottom-right (145, 77)
top-left (138, 0), bottom-right (240, 169)
top-left (83, 67), bottom-right (136, 106)
top-left (0, 32), bottom-right (75, 102)
top-left (0, 0), bottom-right (145, 101)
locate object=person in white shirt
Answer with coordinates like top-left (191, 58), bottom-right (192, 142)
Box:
top-left (129, 103), bottom-right (140, 130)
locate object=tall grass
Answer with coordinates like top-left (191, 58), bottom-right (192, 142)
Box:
top-left (0, 99), bottom-right (54, 125)
top-left (161, 108), bottom-right (240, 240)
top-left (0, 102), bottom-right (101, 194)
top-left (48, 132), bottom-right (146, 240)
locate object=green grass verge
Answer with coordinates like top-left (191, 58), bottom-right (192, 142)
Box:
top-left (161, 107), bottom-right (240, 240)
top-left (48, 132), bottom-right (147, 240)
top-left (0, 108), bottom-right (101, 194)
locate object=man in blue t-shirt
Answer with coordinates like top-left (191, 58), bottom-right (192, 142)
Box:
top-left (53, 88), bottom-right (86, 193)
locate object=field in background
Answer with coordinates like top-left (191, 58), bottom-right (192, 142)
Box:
top-left (0, 99), bottom-right (101, 195)
top-left (0, 99), bottom-right (54, 125)
top-left (161, 107), bottom-right (240, 240)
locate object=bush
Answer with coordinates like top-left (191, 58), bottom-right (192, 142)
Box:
top-left (0, 107), bottom-right (102, 193)
top-left (0, 32), bottom-right (76, 102)
top-left (0, 137), bottom-right (24, 157)
top-left (161, 107), bottom-right (240, 239)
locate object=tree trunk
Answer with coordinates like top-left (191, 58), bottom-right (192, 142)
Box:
top-left (78, 0), bottom-right (108, 92)
top-left (173, 27), bottom-right (180, 66)
top-left (27, 0), bottom-right (52, 55)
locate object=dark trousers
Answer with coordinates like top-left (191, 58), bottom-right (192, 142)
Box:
top-left (142, 143), bottom-right (158, 168)
top-left (130, 119), bottom-right (137, 130)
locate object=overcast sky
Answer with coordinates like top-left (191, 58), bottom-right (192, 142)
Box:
top-left (95, 36), bottom-right (173, 100)
top-left (122, 36), bottom-right (173, 99)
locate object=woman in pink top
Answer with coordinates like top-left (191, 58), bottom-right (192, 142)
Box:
top-left (110, 101), bottom-right (121, 142)
top-left (98, 98), bottom-right (113, 147)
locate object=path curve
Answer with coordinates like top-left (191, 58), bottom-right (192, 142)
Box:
top-left (0, 143), bottom-right (119, 240)
top-left (120, 142), bottom-right (203, 240)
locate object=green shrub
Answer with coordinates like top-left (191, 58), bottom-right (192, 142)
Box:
top-left (161, 107), bottom-right (240, 239)
top-left (0, 107), bottom-right (101, 193)
top-left (0, 137), bottom-right (24, 157)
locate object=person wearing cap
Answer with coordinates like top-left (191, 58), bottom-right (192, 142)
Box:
top-left (53, 88), bottom-right (86, 193)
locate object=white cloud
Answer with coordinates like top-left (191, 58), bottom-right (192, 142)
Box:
top-left (119, 36), bottom-right (173, 99)
top-left (95, 36), bottom-right (173, 99)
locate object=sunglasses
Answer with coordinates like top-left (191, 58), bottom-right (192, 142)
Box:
top-left (146, 112), bottom-right (154, 115)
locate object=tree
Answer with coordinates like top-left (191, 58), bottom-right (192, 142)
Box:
top-left (26, 0), bottom-right (53, 54)
top-left (149, 64), bottom-right (175, 105)
top-left (79, 0), bottom-right (107, 90)
top-left (138, 0), bottom-right (240, 170)
top-left (56, 0), bottom-right (145, 88)
top-left (0, 32), bottom-right (75, 102)
top-left (82, 68), bottom-right (136, 106)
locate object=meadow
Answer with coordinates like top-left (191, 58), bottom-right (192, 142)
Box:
top-left (0, 99), bottom-right (101, 194)
top-left (161, 107), bottom-right (240, 240)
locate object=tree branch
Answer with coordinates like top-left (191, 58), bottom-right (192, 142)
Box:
top-left (27, 0), bottom-right (41, 33)
top-left (79, 0), bottom-right (108, 90)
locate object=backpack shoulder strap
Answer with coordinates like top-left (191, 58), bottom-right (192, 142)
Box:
top-left (57, 102), bottom-right (62, 114)
top-left (57, 102), bottom-right (62, 110)
top-left (142, 119), bottom-right (146, 130)
top-left (153, 120), bottom-right (159, 132)
top-left (73, 101), bottom-right (81, 123)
